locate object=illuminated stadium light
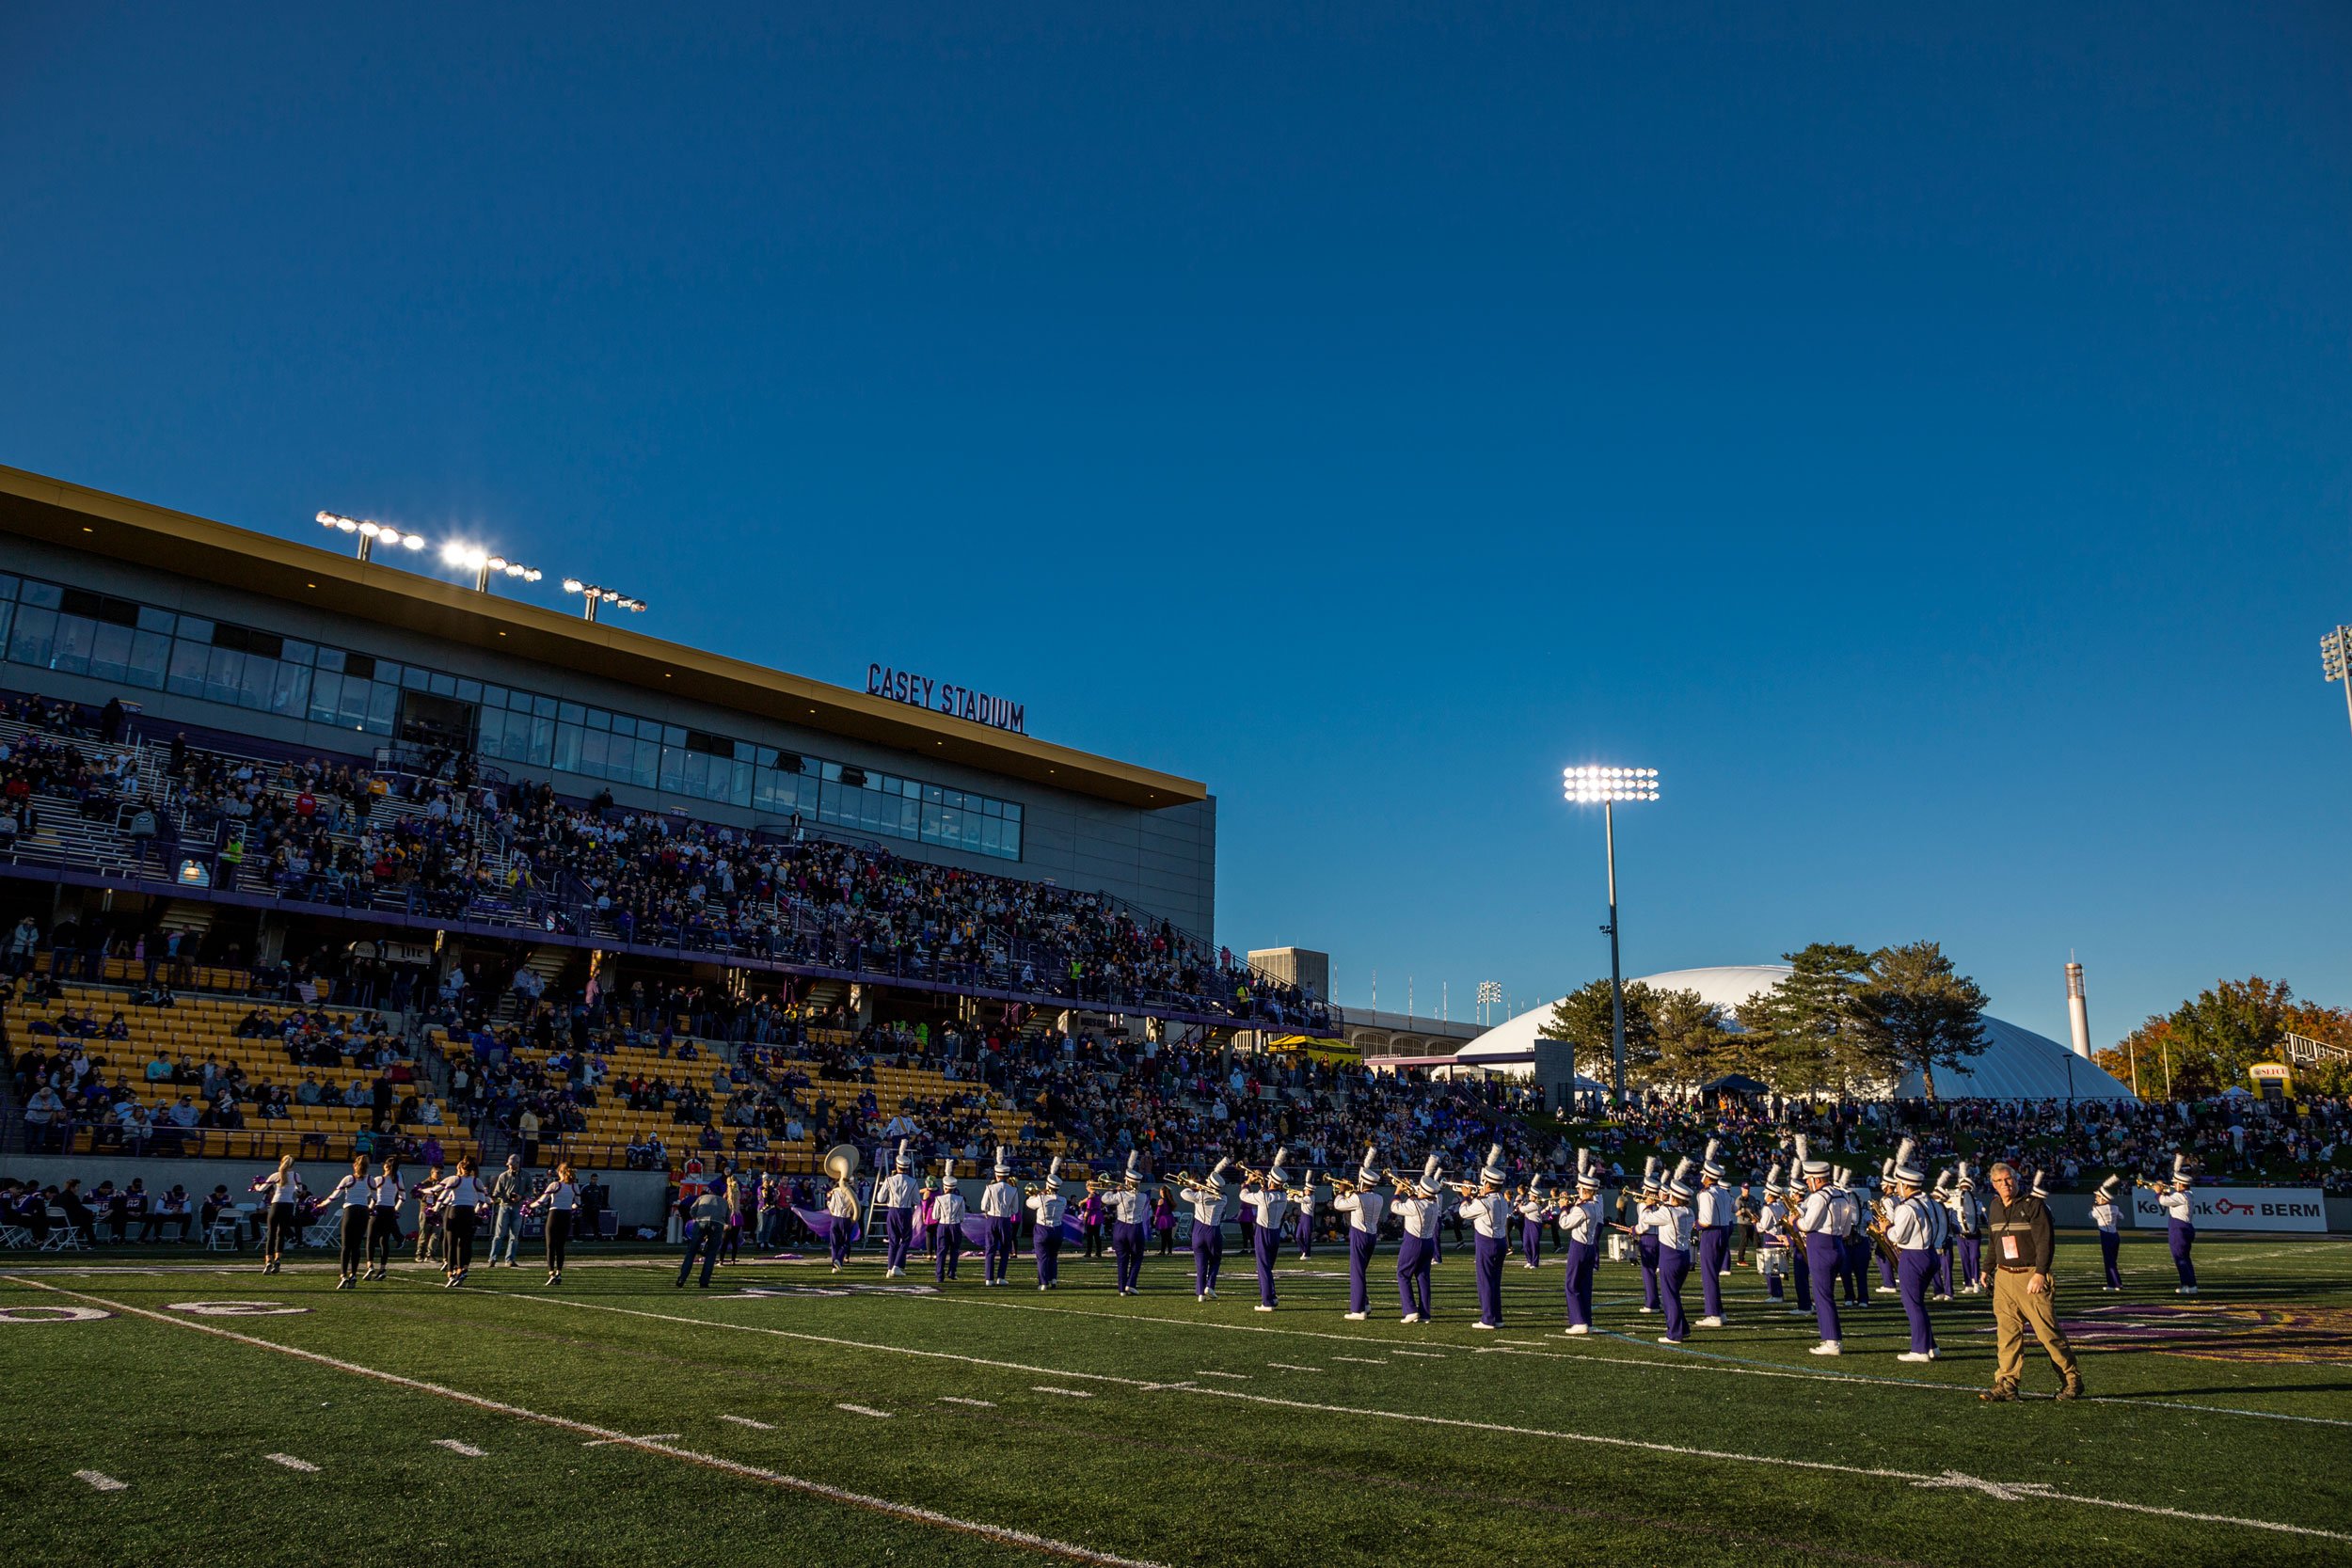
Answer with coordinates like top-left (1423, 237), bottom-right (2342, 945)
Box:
top-left (561, 578), bottom-right (648, 623)
top-left (316, 510), bottom-right (426, 562)
top-left (2325, 626), bottom-right (2352, 740)
top-left (1559, 764), bottom-right (1661, 1104)
top-left (442, 541), bottom-right (543, 593)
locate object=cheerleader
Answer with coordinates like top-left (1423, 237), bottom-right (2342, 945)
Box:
top-left (1332, 1145), bottom-right (1385, 1321)
top-left (413, 1163), bottom-right (446, 1265)
top-left (364, 1158), bottom-right (405, 1281)
top-left (322, 1155), bottom-right (373, 1290)
top-left (1652, 1158), bottom-right (1697, 1344)
top-left (825, 1168), bottom-right (861, 1272)
top-left (1559, 1151), bottom-right (1601, 1334)
top-left (2090, 1175), bottom-right (2125, 1291)
top-left (249, 1155), bottom-right (305, 1275)
top-left (1027, 1158), bottom-right (1068, 1291)
top-left (525, 1162), bottom-right (579, 1286)
top-left (428, 1157), bottom-right (486, 1287)
top-left (932, 1160), bottom-right (967, 1283)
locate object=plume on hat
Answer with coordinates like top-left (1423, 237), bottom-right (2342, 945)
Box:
top-left (892, 1137), bottom-right (912, 1171)
top-left (993, 1144), bottom-right (1013, 1179)
top-left (1480, 1143), bottom-right (1508, 1186)
top-left (1666, 1156), bottom-right (1696, 1199)
top-left (1700, 1137), bottom-right (1724, 1180)
top-left (1123, 1149), bottom-right (1142, 1185)
top-left (1892, 1138), bottom-right (1925, 1187)
top-left (1357, 1143), bottom-right (1380, 1186)
top-left (1045, 1156), bottom-right (1064, 1191)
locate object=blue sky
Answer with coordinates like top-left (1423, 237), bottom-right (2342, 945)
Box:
top-left (4, 5), bottom-right (2348, 1047)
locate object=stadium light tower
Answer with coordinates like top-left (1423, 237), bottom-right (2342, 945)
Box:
top-left (441, 542), bottom-right (544, 594)
top-left (1476, 979), bottom-right (1502, 1027)
top-left (561, 578), bottom-right (648, 623)
top-left (1561, 765), bottom-right (1661, 1105)
top-left (2323, 627), bottom-right (2352, 739)
top-left (316, 511), bottom-right (426, 562)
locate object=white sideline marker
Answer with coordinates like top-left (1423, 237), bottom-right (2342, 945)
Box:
top-left (75, 1470), bottom-right (127, 1492)
top-left (433, 1439), bottom-right (487, 1457)
top-left (1332, 1356), bottom-right (1387, 1365)
top-left (719, 1415), bottom-right (774, 1429)
top-left (1388, 1349), bottom-right (1447, 1359)
top-left (586, 1433), bottom-right (680, 1447)
top-left (264, 1453), bottom-right (320, 1472)
top-left (1194, 1370), bottom-right (1249, 1381)
top-left (1266, 1363), bottom-right (1321, 1373)
top-left (835, 1403), bottom-right (894, 1418)
top-left (1032, 1386), bottom-right (1094, 1399)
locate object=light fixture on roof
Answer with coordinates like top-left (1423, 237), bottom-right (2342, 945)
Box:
top-left (317, 510), bottom-right (426, 562)
top-left (561, 578), bottom-right (648, 623)
top-left (2324, 626), bottom-right (2352, 740)
top-left (441, 541), bottom-right (542, 594)
top-left (1559, 764), bottom-right (1663, 1105)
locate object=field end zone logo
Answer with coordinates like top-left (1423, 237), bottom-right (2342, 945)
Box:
top-left (0, 1305), bottom-right (111, 1323)
top-left (2055, 1303), bottom-right (2352, 1365)
top-left (737, 1284), bottom-right (941, 1299)
top-left (167, 1301), bottom-right (311, 1317)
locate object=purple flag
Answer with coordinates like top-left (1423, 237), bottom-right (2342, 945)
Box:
top-left (792, 1206), bottom-right (860, 1243)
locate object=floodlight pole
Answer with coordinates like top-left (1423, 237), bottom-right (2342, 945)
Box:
top-left (1604, 800), bottom-right (1626, 1106)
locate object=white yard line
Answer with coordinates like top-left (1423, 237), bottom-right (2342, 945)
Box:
top-left (75, 1470), bottom-right (127, 1492)
top-left (491, 1288), bottom-right (2352, 1545)
top-left (719, 1415), bottom-right (774, 1429)
top-left (939, 1397), bottom-right (997, 1408)
top-left (434, 1439), bottom-right (488, 1457)
top-left (1266, 1362), bottom-right (1322, 1373)
top-left (6, 1278), bottom-right (1167, 1568)
top-left (585, 1433), bottom-right (680, 1447)
top-left (263, 1452), bottom-right (320, 1472)
top-left (835, 1404), bottom-right (894, 1418)
top-left (1332, 1356), bottom-right (1389, 1365)
top-left (1031, 1386), bottom-right (1094, 1399)
top-left (1194, 1370), bottom-right (1250, 1380)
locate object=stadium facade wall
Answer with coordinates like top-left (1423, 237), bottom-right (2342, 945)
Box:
top-left (0, 533), bottom-right (1218, 942)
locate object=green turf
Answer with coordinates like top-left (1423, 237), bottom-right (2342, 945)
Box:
top-left (4, 1231), bottom-right (2349, 1567)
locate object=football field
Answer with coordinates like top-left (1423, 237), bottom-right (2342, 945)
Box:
top-left (5, 1230), bottom-right (2349, 1567)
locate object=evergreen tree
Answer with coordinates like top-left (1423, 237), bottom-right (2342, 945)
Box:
top-left (1538, 978), bottom-right (1660, 1086)
top-left (1650, 987), bottom-right (1733, 1086)
top-left (1850, 940), bottom-right (1989, 1100)
top-left (1744, 943), bottom-right (1871, 1096)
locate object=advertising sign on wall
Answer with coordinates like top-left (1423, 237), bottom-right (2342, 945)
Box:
top-left (2130, 1187), bottom-right (2328, 1233)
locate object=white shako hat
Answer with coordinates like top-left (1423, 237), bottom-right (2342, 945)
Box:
top-left (1700, 1138), bottom-right (1725, 1180)
top-left (1640, 1156), bottom-right (1661, 1196)
top-left (1415, 1155), bottom-right (1445, 1198)
top-left (1526, 1172), bottom-right (1548, 1198)
top-left (1209, 1156), bottom-right (1232, 1191)
top-left (1762, 1161), bottom-right (1785, 1198)
top-left (1044, 1156), bottom-right (1064, 1193)
top-left (1122, 1150), bottom-right (1143, 1188)
top-left (1796, 1134), bottom-right (1829, 1180)
top-left (1266, 1147), bottom-right (1291, 1186)
top-left (1357, 1144), bottom-right (1380, 1186)
top-left (1575, 1148), bottom-right (1600, 1191)
top-left (1891, 1138), bottom-right (1926, 1187)
top-left (2171, 1152), bottom-right (2193, 1188)
top-left (1933, 1168), bottom-right (1955, 1196)
top-left (892, 1138), bottom-right (912, 1172)
top-left (1665, 1156), bottom-right (1696, 1200)
top-left (1955, 1160), bottom-right (1976, 1191)
top-left (993, 1145), bottom-right (1013, 1180)
top-left (940, 1157), bottom-right (955, 1183)
top-left (1480, 1144), bottom-right (1509, 1187)
top-left (2095, 1173), bottom-right (2125, 1202)
top-left (2028, 1168), bottom-right (2051, 1200)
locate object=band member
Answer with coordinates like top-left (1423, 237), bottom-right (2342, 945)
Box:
top-left (1027, 1158), bottom-right (1068, 1291)
top-left (249, 1155), bottom-right (305, 1275)
top-left (1243, 1148), bottom-right (1293, 1312)
top-left (825, 1167), bottom-right (860, 1272)
top-left (1107, 1151), bottom-right (1147, 1295)
top-left (933, 1160), bottom-right (968, 1283)
top-left (1931, 1170), bottom-right (1959, 1300)
top-left (1515, 1174), bottom-right (1548, 1269)
top-left (364, 1157), bottom-right (404, 1281)
top-left (2090, 1175), bottom-right (2125, 1291)
top-left (1463, 1145), bottom-right (1512, 1330)
top-left (1756, 1164), bottom-right (1793, 1309)
top-left (1873, 1160), bottom-right (1901, 1296)
top-left (876, 1140), bottom-right (917, 1279)
top-left (524, 1162), bottom-right (579, 1286)
top-left (1626, 1158), bottom-right (1662, 1313)
top-left (980, 1147), bottom-right (1021, 1286)
top-left (1334, 1145), bottom-right (1386, 1320)
top-left (1952, 1163), bottom-right (1984, 1292)
top-left (1560, 1151), bottom-right (1601, 1333)
top-left (2156, 1154), bottom-right (2197, 1294)
top-left (1179, 1159), bottom-right (1231, 1301)
top-left (1980, 1164), bottom-right (2082, 1402)
top-left (1653, 1157), bottom-right (1697, 1344)
top-left (1795, 1137), bottom-right (1843, 1354)
top-left (1293, 1164), bottom-right (1318, 1259)
top-left (1885, 1140), bottom-right (1939, 1363)
top-left (323, 1154), bottom-right (373, 1290)
top-left (429, 1156), bottom-right (486, 1288)
top-left (1835, 1166), bottom-right (1871, 1309)
top-left (1393, 1157), bottom-right (1444, 1323)
top-left (1693, 1139), bottom-right (1734, 1327)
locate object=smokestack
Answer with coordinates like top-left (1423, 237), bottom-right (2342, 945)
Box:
top-left (2066, 957), bottom-right (2091, 1060)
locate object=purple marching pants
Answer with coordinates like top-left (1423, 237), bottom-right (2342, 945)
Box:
top-left (883, 1207), bottom-right (914, 1273)
top-left (1897, 1247), bottom-right (1938, 1354)
top-left (1843, 1236), bottom-right (1870, 1305)
top-left (1935, 1244), bottom-right (1954, 1297)
top-left (1657, 1244), bottom-right (1691, 1341)
top-left (1113, 1221), bottom-right (1145, 1291)
top-left (1397, 1232), bottom-right (1434, 1319)
top-left (1804, 1233), bottom-right (1845, 1342)
top-left (1034, 1227), bottom-right (1061, 1288)
top-left (2169, 1220), bottom-right (2197, 1288)
top-left (1957, 1236), bottom-right (1981, 1289)
top-left (1520, 1218), bottom-right (1544, 1267)
top-left (2099, 1229), bottom-right (2122, 1289)
top-left (1295, 1208), bottom-right (1313, 1259)
top-left (1254, 1224), bottom-right (1282, 1307)
top-left (1563, 1238), bottom-right (1597, 1326)
top-left (1792, 1244), bottom-right (1813, 1310)
top-left (1636, 1234), bottom-right (1661, 1309)
top-left (985, 1216), bottom-right (1016, 1284)
top-left (829, 1219), bottom-right (852, 1267)
top-left (1472, 1232), bottom-right (1506, 1326)
top-left (1348, 1227), bottom-right (1376, 1313)
top-left (1695, 1226), bottom-right (1729, 1318)
top-left (1877, 1247), bottom-right (1899, 1290)
top-left (1192, 1222), bottom-right (1223, 1295)
top-left (934, 1226), bottom-right (962, 1282)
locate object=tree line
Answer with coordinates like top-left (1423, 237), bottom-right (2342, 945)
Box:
top-left (2095, 977), bottom-right (2352, 1101)
top-left (1536, 941), bottom-right (1991, 1099)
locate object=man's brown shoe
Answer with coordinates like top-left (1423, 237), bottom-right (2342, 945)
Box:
top-left (1979, 1382), bottom-right (2019, 1402)
top-left (2055, 1372), bottom-right (2084, 1402)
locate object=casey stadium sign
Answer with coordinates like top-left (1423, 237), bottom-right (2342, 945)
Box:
top-left (866, 664), bottom-right (1027, 736)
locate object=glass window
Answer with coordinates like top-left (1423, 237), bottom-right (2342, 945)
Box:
top-left (428, 671), bottom-right (455, 697)
top-left (271, 660), bottom-right (311, 717)
top-left (338, 676), bottom-right (371, 729)
top-left (659, 744), bottom-right (684, 794)
top-left (49, 614), bottom-right (97, 674)
top-left (278, 637), bottom-right (313, 666)
top-left (553, 721), bottom-right (580, 772)
top-left (634, 736), bottom-right (660, 789)
top-left (529, 715), bottom-right (555, 767)
top-left (558, 701), bottom-right (585, 726)
top-left (202, 645), bottom-right (243, 705)
top-left (8, 606), bottom-right (57, 667)
top-left (0, 573), bottom-right (16, 600)
top-left (87, 621), bottom-right (134, 683)
top-left (165, 637), bottom-right (207, 697)
top-left (237, 654), bottom-right (273, 709)
top-left (308, 671), bottom-right (342, 724)
top-left (19, 580), bottom-right (62, 610)
top-left (364, 681), bottom-right (396, 734)
top-left (455, 678), bottom-right (480, 703)
top-left (609, 714), bottom-right (633, 738)
top-left (482, 684), bottom-right (507, 709)
top-left (135, 606), bottom-right (175, 634)
top-left (315, 646), bottom-right (346, 673)
top-left (400, 664), bottom-right (427, 691)
top-left (126, 629), bottom-right (169, 689)
top-left (580, 729), bottom-right (608, 773)
top-left (585, 707), bottom-right (611, 731)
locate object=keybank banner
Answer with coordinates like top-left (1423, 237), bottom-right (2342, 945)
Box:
top-left (866, 664), bottom-right (1027, 736)
top-left (2130, 1187), bottom-right (2328, 1233)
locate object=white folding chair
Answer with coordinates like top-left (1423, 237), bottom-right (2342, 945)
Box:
top-left (0, 1221), bottom-right (34, 1249)
top-left (204, 1216), bottom-right (241, 1252)
top-left (41, 1207), bottom-right (87, 1251)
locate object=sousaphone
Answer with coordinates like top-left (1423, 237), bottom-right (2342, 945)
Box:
top-left (822, 1143), bottom-right (861, 1182)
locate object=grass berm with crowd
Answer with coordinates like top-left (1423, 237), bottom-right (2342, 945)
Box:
top-left (4, 1227), bottom-right (2349, 1568)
